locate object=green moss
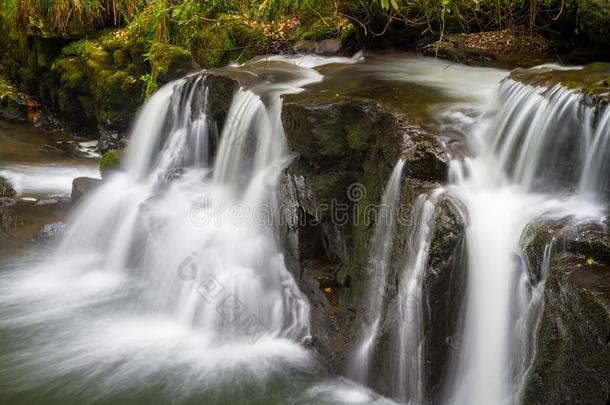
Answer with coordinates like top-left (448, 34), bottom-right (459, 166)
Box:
top-left (0, 75), bottom-right (19, 99)
top-left (148, 42), bottom-right (194, 85)
top-left (192, 27), bottom-right (230, 68)
top-left (99, 149), bottom-right (120, 175)
top-left (511, 63), bottom-right (610, 105)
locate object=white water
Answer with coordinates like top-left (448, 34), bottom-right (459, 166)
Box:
top-left (0, 57), bottom-right (357, 402)
top-left (441, 78), bottom-right (607, 405)
top-left (348, 58), bottom-right (608, 404)
top-left (1, 55), bottom-right (608, 405)
top-left (350, 159), bottom-right (405, 383)
top-left (0, 163), bottom-right (99, 197)
top-left (393, 193), bottom-right (442, 404)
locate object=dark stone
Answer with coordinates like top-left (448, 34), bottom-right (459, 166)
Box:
top-left (0, 207), bottom-right (21, 237)
top-left (279, 92), bottom-right (449, 376)
top-left (97, 130), bottom-right (123, 154)
top-left (71, 177), bottom-right (101, 202)
top-left (421, 198), bottom-right (467, 402)
top-left (0, 177), bottom-right (16, 198)
top-left (522, 217), bottom-right (610, 405)
top-left (293, 38), bottom-right (342, 55)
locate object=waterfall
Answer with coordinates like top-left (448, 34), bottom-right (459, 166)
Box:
top-left (350, 159), bottom-right (405, 383)
top-left (351, 61), bottom-right (608, 405)
top-left (0, 58), bottom-right (375, 402)
top-left (393, 194), bottom-right (440, 404)
top-left (441, 77), bottom-right (608, 405)
top-left (59, 71), bottom-right (320, 343)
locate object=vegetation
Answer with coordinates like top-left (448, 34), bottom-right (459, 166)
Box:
top-left (0, 0), bottom-right (608, 132)
top-left (99, 149), bottom-right (120, 175)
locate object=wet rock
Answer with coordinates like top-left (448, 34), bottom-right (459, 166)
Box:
top-left (40, 140), bottom-right (83, 158)
top-left (293, 38), bottom-right (342, 55)
top-left (282, 97), bottom-right (401, 171)
top-left (522, 217), bottom-right (610, 405)
top-left (280, 92), bottom-right (449, 374)
top-left (399, 116), bottom-right (448, 182)
top-left (37, 222), bottom-right (67, 238)
top-left (511, 63), bottom-right (610, 106)
top-left (0, 176), bottom-right (16, 198)
top-left (0, 208), bottom-right (22, 237)
top-left (71, 177), bottom-right (101, 202)
top-left (280, 171), bottom-right (352, 371)
top-left (202, 73), bottom-right (239, 128)
top-left (422, 198), bottom-right (467, 402)
top-left (0, 75), bottom-right (29, 122)
top-left (97, 130), bottom-right (123, 154)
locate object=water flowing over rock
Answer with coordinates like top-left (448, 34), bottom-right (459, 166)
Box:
top-left (70, 177), bottom-right (101, 202)
top-left (521, 218), bottom-right (610, 405)
top-left (279, 88), bottom-right (448, 374)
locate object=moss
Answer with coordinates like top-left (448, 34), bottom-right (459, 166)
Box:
top-left (577, 0), bottom-right (610, 46)
top-left (148, 42), bottom-right (195, 85)
top-left (99, 149), bottom-right (120, 175)
top-left (0, 75), bottom-right (19, 99)
top-left (511, 63), bottom-right (610, 106)
top-left (298, 22), bottom-right (339, 41)
top-left (192, 27), bottom-right (230, 69)
top-left (46, 28), bottom-right (148, 130)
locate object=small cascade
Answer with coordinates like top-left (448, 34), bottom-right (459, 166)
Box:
top-left (392, 194), bottom-right (440, 404)
top-left (441, 77), bottom-right (609, 405)
top-left (350, 159), bottom-right (405, 383)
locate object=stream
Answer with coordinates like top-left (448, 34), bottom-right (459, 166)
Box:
top-left (0, 54), bottom-right (607, 405)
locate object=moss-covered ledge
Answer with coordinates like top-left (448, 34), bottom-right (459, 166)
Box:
top-left (510, 63), bottom-right (610, 107)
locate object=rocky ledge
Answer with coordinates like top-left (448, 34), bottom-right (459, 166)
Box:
top-left (521, 217), bottom-right (610, 405)
top-left (279, 91), bottom-right (448, 372)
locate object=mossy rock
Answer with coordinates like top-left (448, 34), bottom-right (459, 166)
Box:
top-left (521, 218), bottom-right (610, 404)
top-left (148, 42), bottom-right (197, 85)
top-left (578, 0), bottom-right (610, 46)
top-left (50, 29), bottom-right (148, 130)
top-left (0, 74), bottom-right (28, 121)
top-left (99, 149), bottom-right (121, 176)
top-left (191, 19), bottom-right (268, 68)
top-left (511, 63), bottom-right (610, 106)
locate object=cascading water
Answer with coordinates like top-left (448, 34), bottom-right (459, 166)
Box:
top-left (348, 60), bottom-right (608, 405)
top-left (392, 193), bottom-right (441, 404)
top-left (0, 56), bottom-right (379, 404)
top-left (1, 53), bottom-right (607, 405)
top-left (350, 159), bottom-right (405, 383)
top-left (441, 76), bottom-right (608, 405)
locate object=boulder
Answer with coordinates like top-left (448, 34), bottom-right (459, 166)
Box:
top-left (280, 92), bottom-right (448, 376)
top-left (521, 217), bottom-right (610, 405)
top-left (293, 38), bottom-right (342, 55)
top-left (421, 198), bottom-right (467, 402)
top-left (0, 207), bottom-right (21, 237)
top-left (71, 177), bottom-right (101, 202)
top-left (149, 42), bottom-right (199, 85)
top-left (0, 176), bottom-right (16, 198)
top-left (0, 75), bottom-right (29, 122)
